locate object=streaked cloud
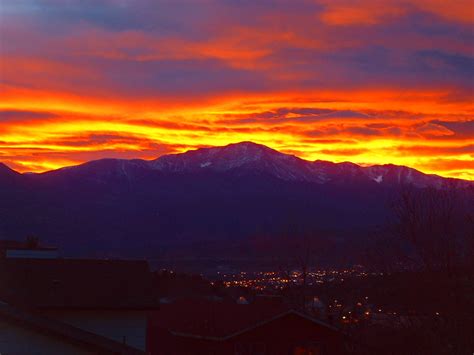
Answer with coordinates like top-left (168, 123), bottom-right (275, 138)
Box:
top-left (0, 0), bottom-right (472, 179)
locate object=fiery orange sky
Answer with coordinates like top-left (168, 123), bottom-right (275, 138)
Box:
top-left (0, 1), bottom-right (473, 179)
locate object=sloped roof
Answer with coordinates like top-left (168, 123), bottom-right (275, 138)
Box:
top-left (0, 240), bottom-right (25, 249)
top-left (0, 239), bottom-right (57, 251)
top-left (149, 297), bottom-right (337, 340)
top-left (0, 302), bottom-right (144, 354)
top-left (0, 258), bottom-right (159, 309)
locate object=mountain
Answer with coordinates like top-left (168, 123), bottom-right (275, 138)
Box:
top-left (151, 141), bottom-right (471, 188)
top-left (150, 142), bottom-right (318, 182)
top-left (0, 162), bottom-right (21, 182)
top-left (41, 141), bottom-right (464, 188)
top-left (0, 142), bottom-right (472, 261)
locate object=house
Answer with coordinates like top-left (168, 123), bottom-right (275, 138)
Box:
top-left (147, 298), bottom-right (346, 355)
top-left (0, 239), bottom-right (58, 259)
top-left (0, 301), bottom-right (144, 354)
top-left (0, 257), bottom-right (159, 351)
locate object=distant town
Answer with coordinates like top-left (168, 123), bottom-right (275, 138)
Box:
top-left (1, 236), bottom-right (472, 354)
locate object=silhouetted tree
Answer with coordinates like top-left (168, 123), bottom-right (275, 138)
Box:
top-left (359, 183), bottom-right (474, 354)
top-left (391, 182), bottom-right (472, 273)
top-left (270, 218), bottom-right (328, 311)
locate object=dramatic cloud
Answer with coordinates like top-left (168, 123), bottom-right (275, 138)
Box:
top-left (0, 0), bottom-right (473, 179)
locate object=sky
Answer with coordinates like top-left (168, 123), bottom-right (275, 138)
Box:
top-left (0, 0), bottom-right (473, 179)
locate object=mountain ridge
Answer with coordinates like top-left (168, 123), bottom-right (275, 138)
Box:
top-left (3, 141), bottom-right (471, 187)
top-left (0, 141), bottom-right (472, 259)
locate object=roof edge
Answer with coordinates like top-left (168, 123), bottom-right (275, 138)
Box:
top-left (168, 309), bottom-right (339, 341)
top-left (0, 302), bottom-right (144, 354)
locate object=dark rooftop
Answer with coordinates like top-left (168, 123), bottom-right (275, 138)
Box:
top-left (0, 258), bottom-right (159, 310)
top-left (0, 239), bottom-right (57, 252)
top-left (0, 302), bottom-right (144, 354)
top-left (149, 297), bottom-right (337, 339)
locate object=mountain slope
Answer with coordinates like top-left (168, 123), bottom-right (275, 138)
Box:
top-left (19, 141), bottom-right (466, 188)
top-left (150, 142), bottom-right (322, 182)
top-left (0, 142), bottom-right (471, 259)
top-left (149, 141), bottom-right (460, 188)
top-left (0, 162), bottom-right (22, 182)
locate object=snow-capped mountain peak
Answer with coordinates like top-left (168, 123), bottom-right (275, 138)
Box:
top-left (149, 141), bottom-right (316, 181)
top-left (6, 141), bottom-right (469, 188)
top-left (149, 142), bottom-right (464, 187)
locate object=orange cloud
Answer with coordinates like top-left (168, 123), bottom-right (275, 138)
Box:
top-left (1, 86), bottom-right (473, 179)
top-left (319, 1), bottom-right (405, 25)
top-left (319, 0), bottom-right (474, 26)
top-left (0, 1), bottom-right (472, 179)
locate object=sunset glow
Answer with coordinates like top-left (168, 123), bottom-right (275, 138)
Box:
top-left (0, 1), bottom-right (473, 179)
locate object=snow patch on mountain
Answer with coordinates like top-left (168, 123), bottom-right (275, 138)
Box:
top-left (373, 175), bottom-right (383, 183)
top-left (23, 141), bottom-right (470, 189)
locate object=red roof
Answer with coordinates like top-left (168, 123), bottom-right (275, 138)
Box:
top-left (149, 297), bottom-right (335, 339)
